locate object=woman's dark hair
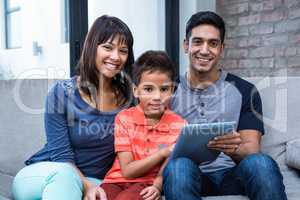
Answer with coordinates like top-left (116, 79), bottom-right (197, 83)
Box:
top-left (75, 15), bottom-right (134, 106)
top-left (186, 11), bottom-right (226, 44)
top-left (132, 50), bottom-right (176, 86)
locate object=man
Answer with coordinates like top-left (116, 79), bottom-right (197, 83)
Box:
top-left (163, 11), bottom-right (287, 200)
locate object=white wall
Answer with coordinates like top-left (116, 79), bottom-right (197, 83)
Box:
top-left (0, 0), bottom-right (214, 79)
top-left (179, 0), bottom-right (216, 75)
top-left (88, 0), bottom-right (166, 59)
top-left (0, 0), bottom-right (165, 79)
top-left (0, 0), bottom-right (69, 79)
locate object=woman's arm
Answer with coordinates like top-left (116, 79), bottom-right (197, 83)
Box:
top-left (46, 83), bottom-right (103, 197)
top-left (45, 82), bottom-right (74, 162)
top-left (69, 163), bottom-right (107, 200)
top-left (69, 163), bottom-right (94, 193)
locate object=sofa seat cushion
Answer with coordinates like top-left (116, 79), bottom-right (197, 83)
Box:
top-left (281, 165), bottom-right (300, 200)
top-left (202, 196), bottom-right (248, 200)
top-left (163, 195), bottom-right (249, 200)
top-left (0, 195), bottom-right (10, 200)
top-left (0, 173), bottom-right (13, 199)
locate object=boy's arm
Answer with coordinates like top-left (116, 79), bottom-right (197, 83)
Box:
top-left (115, 112), bottom-right (171, 179)
top-left (140, 158), bottom-right (169, 200)
top-left (118, 145), bottom-right (172, 179)
top-left (139, 158), bottom-right (170, 200)
top-left (152, 158), bottom-right (169, 192)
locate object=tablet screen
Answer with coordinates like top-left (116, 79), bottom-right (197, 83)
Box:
top-left (171, 121), bottom-right (236, 165)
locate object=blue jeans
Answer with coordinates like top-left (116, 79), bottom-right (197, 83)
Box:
top-left (12, 162), bottom-right (102, 200)
top-left (163, 153), bottom-right (287, 200)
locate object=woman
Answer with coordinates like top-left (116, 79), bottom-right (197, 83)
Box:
top-left (12, 15), bottom-right (134, 200)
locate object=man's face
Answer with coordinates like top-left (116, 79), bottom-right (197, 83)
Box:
top-left (184, 24), bottom-right (224, 74)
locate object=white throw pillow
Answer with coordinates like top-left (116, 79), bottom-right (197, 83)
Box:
top-left (286, 139), bottom-right (300, 170)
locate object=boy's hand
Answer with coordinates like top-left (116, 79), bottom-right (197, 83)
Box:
top-left (140, 185), bottom-right (161, 200)
top-left (168, 143), bottom-right (175, 152)
top-left (160, 143), bottom-right (175, 158)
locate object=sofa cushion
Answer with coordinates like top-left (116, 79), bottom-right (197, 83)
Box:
top-left (0, 173), bottom-right (13, 199)
top-left (0, 79), bottom-right (53, 176)
top-left (0, 195), bottom-right (10, 200)
top-left (202, 196), bottom-right (248, 200)
top-left (246, 77), bottom-right (299, 158)
top-left (286, 139), bottom-right (300, 170)
top-left (1, 77), bottom-right (300, 200)
top-left (0, 79), bottom-right (55, 199)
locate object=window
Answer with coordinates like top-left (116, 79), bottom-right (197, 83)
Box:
top-left (61, 0), bottom-right (69, 43)
top-left (4, 0), bottom-right (22, 49)
top-left (0, 0), bottom-right (73, 80)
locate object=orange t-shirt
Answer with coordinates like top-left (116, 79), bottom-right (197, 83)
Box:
top-left (103, 106), bottom-right (186, 184)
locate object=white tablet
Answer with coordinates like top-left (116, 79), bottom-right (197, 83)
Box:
top-left (171, 121), bottom-right (236, 165)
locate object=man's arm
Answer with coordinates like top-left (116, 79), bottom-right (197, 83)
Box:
top-left (208, 81), bottom-right (264, 163)
top-left (232, 130), bottom-right (261, 162)
top-left (208, 129), bottom-right (261, 163)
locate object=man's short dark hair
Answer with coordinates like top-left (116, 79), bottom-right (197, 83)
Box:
top-left (186, 11), bottom-right (226, 43)
top-left (132, 50), bottom-right (176, 86)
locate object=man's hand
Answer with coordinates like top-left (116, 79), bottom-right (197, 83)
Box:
top-left (140, 185), bottom-right (161, 200)
top-left (84, 185), bottom-right (107, 200)
top-left (207, 131), bottom-right (242, 156)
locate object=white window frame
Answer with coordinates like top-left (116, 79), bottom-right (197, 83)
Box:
top-left (4, 0), bottom-right (21, 49)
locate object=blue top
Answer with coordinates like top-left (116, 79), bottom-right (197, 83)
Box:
top-left (26, 77), bottom-right (130, 179)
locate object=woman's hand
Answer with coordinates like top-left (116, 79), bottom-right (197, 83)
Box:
top-left (140, 185), bottom-right (161, 200)
top-left (84, 185), bottom-right (107, 200)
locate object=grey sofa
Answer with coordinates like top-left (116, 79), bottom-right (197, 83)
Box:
top-left (0, 77), bottom-right (299, 200)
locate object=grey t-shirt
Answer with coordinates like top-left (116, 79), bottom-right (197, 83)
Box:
top-left (171, 70), bottom-right (264, 172)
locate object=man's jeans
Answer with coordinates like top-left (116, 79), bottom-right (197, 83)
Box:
top-left (163, 153), bottom-right (287, 200)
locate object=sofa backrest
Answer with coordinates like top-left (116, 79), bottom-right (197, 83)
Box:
top-left (0, 76), bottom-right (299, 176)
top-left (0, 79), bottom-right (56, 176)
top-left (247, 77), bottom-right (299, 161)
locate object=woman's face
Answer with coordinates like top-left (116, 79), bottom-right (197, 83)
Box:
top-left (96, 35), bottom-right (129, 78)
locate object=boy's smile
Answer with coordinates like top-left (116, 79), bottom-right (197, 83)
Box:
top-left (134, 70), bottom-right (174, 120)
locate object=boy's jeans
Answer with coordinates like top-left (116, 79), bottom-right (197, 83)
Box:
top-left (163, 153), bottom-right (287, 200)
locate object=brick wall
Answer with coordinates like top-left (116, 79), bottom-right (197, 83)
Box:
top-left (217, 0), bottom-right (300, 77)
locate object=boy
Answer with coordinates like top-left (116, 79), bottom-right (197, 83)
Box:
top-left (100, 50), bottom-right (186, 200)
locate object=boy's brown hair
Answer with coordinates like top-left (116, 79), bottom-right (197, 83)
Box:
top-left (132, 50), bottom-right (176, 85)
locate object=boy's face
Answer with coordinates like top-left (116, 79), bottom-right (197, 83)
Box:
top-left (133, 70), bottom-right (174, 119)
top-left (184, 24), bottom-right (224, 74)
